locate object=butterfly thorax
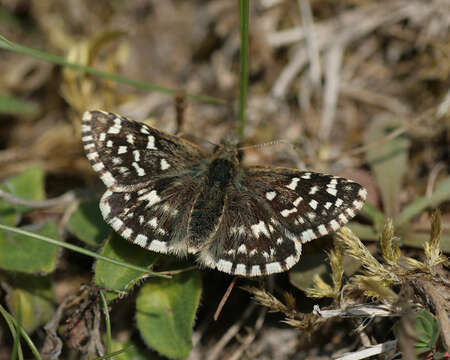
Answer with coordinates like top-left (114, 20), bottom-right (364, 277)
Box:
top-left (188, 141), bottom-right (241, 247)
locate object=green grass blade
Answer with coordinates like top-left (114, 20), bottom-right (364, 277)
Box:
top-left (0, 304), bottom-right (24, 360)
top-left (0, 305), bottom-right (40, 360)
top-left (0, 34), bottom-right (225, 105)
top-left (0, 223), bottom-right (169, 278)
top-left (237, 0), bottom-right (250, 141)
top-left (0, 94), bottom-right (39, 116)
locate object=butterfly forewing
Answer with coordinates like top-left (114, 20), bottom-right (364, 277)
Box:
top-left (82, 110), bottom-right (206, 254)
top-left (82, 110), bottom-right (367, 277)
top-left (81, 110), bottom-right (205, 190)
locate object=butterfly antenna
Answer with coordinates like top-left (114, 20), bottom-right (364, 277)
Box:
top-left (238, 139), bottom-right (294, 150)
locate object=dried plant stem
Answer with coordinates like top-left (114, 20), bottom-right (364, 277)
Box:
top-left (214, 276), bottom-right (238, 321)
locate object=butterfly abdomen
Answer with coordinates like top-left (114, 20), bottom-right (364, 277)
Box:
top-left (188, 157), bottom-right (236, 246)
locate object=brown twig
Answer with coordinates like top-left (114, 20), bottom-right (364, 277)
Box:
top-left (214, 276), bottom-right (238, 321)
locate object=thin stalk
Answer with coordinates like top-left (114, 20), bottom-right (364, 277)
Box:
top-left (0, 34), bottom-right (225, 105)
top-left (238, 0), bottom-right (250, 141)
top-left (0, 224), bottom-right (169, 278)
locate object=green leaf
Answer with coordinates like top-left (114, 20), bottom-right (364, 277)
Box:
top-left (414, 311), bottom-right (439, 353)
top-left (94, 233), bottom-right (158, 301)
top-left (0, 94), bottom-right (39, 115)
top-left (365, 116), bottom-right (410, 219)
top-left (394, 311), bottom-right (439, 355)
top-left (67, 200), bottom-right (111, 246)
top-left (0, 221), bottom-right (60, 274)
top-left (396, 177), bottom-right (450, 229)
top-left (136, 271), bottom-right (202, 359)
top-left (5, 275), bottom-right (54, 333)
top-left (0, 165), bottom-right (45, 226)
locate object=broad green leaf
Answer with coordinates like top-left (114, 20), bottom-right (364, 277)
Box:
top-left (67, 200), bottom-right (111, 246)
top-left (365, 116), bottom-right (410, 219)
top-left (94, 233), bottom-right (158, 301)
top-left (414, 311), bottom-right (439, 353)
top-left (394, 311), bottom-right (439, 355)
top-left (396, 177), bottom-right (450, 229)
top-left (0, 221), bottom-right (60, 274)
top-left (136, 271), bottom-right (202, 359)
top-left (0, 165), bottom-right (45, 226)
top-left (5, 275), bottom-right (54, 333)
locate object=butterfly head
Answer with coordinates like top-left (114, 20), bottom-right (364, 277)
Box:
top-left (211, 135), bottom-right (241, 163)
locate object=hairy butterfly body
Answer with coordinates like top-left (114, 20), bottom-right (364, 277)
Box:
top-left (82, 110), bottom-right (366, 276)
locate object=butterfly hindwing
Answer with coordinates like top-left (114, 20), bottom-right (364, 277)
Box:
top-left (244, 166), bottom-right (367, 243)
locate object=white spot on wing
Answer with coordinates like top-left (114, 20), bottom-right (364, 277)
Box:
top-left (266, 262), bottom-right (282, 274)
top-left (286, 177), bottom-right (300, 190)
top-left (237, 244), bottom-right (247, 254)
top-left (235, 264), bottom-right (246, 275)
top-left (293, 196), bottom-right (303, 207)
top-left (100, 172), bottom-right (115, 187)
top-left (132, 162), bottom-right (145, 176)
top-left (301, 229), bottom-right (316, 242)
top-left (148, 217), bottom-right (158, 228)
top-left (329, 219), bottom-right (340, 231)
top-left (92, 163), bottom-right (104, 171)
top-left (266, 191), bottom-right (276, 200)
top-left (147, 135), bottom-right (157, 149)
top-left (160, 159), bottom-right (170, 170)
top-left (309, 185), bottom-right (319, 194)
top-left (309, 199), bottom-right (318, 210)
top-left (317, 224), bottom-right (328, 235)
top-left (281, 208), bottom-right (297, 217)
top-left (121, 228), bottom-right (132, 238)
top-left (118, 146), bottom-right (127, 154)
top-left (217, 259), bottom-right (232, 273)
top-left (327, 188), bottom-right (338, 196)
top-left (250, 266), bottom-right (261, 276)
top-left (126, 134), bottom-right (134, 144)
top-left (284, 255), bottom-right (297, 268)
top-left (135, 234), bottom-right (148, 246)
top-left (148, 240), bottom-right (168, 252)
top-left (251, 221), bottom-right (270, 238)
top-left (138, 190), bottom-right (161, 207)
top-left (301, 172), bottom-right (311, 179)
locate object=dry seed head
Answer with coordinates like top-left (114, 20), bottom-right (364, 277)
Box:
top-left (425, 210), bottom-right (449, 270)
top-left (329, 247), bottom-right (344, 294)
top-left (335, 227), bottom-right (399, 283)
top-left (305, 274), bottom-right (335, 299)
top-left (380, 219), bottom-right (400, 264)
top-left (353, 276), bottom-right (399, 303)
